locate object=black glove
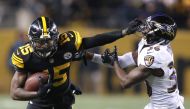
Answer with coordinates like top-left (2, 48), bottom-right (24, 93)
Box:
top-left (37, 77), bottom-right (52, 98)
top-left (122, 18), bottom-right (143, 35)
top-left (101, 46), bottom-right (118, 65)
top-left (70, 83), bottom-right (82, 95)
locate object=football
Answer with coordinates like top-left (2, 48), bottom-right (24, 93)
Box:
top-left (24, 72), bottom-right (49, 91)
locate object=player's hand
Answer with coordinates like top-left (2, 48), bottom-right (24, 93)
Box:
top-left (122, 18), bottom-right (143, 35)
top-left (70, 83), bottom-right (82, 95)
top-left (73, 51), bottom-right (85, 61)
top-left (101, 46), bottom-right (118, 65)
top-left (113, 46), bottom-right (118, 61)
top-left (37, 77), bottom-right (52, 98)
top-left (73, 50), bottom-right (88, 66)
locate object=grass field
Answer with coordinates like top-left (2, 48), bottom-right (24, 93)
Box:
top-left (0, 94), bottom-right (189, 109)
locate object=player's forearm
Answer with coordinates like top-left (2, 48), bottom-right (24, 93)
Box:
top-left (113, 61), bottom-right (140, 89)
top-left (119, 66), bottom-right (151, 89)
top-left (120, 75), bottom-right (149, 89)
top-left (82, 30), bottom-right (125, 49)
top-left (113, 61), bottom-right (128, 82)
top-left (11, 88), bottom-right (38, 101)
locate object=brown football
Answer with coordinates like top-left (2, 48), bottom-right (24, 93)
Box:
top-left (24, 72), bottom-right (49, 91)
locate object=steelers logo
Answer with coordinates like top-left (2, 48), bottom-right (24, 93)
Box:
top-left (144, 55), bottom-right (154, 67)
top-left (63, 52), bottom-right (72, 60)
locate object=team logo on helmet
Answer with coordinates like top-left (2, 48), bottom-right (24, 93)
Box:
top-left (63, 52), bottom-right (72, 60)
top-left (144, 55), bottom-right (154, 67)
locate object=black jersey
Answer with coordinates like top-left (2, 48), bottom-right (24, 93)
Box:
top-left (12, 31), bottom-right (83, 93)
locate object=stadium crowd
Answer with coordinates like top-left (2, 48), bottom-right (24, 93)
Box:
top-left (0, 0), bottom-right (190, 29)
top-left (2, 0), bottom-right (190, 95)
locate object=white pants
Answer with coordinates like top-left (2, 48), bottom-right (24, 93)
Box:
top-left (144, 96), bottom-right (185, 109)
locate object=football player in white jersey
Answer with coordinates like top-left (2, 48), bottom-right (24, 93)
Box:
top-left (86, 14), bottom-right (185, 109)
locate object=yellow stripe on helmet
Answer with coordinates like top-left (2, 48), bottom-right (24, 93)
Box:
top-left (41, 16), bottom-right (48, 36)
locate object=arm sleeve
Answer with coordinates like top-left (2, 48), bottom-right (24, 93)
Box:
top-left (118, 52), bottom-right (136, 68)
top-left (82, 30), bottom-right (123, 49)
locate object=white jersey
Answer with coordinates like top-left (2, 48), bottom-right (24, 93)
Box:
top-left (137, 39), bottom-right (184, 109)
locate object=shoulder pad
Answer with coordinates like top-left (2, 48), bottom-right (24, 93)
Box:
top-left (12, 50), bottom-right (24, 69)
top-left (59, 31), bottom-right (82, 50)
top-left (142, 46), bottom-right (172, 68)
top-left (11, 44), bottom-right (33, 69)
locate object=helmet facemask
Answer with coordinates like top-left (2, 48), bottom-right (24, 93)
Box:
top-left (28, 16), bottom-right (59, 58)
top-left (30, 35), bottom-right (58, 58)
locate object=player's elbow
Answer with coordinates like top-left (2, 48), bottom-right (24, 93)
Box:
top-left (120, 78), bottom-right (133, 89)
top-left (11, 95), bottom-right (18, 100)
top-left (10, 88), bottom-right (20, 100)
top-left (10, 91), bottom-right (18, 100)
top-left (120, 81), bottom-right (132, 89)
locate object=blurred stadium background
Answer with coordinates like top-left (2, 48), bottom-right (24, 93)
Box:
top-left (0, 0), bottom-right (190, 109)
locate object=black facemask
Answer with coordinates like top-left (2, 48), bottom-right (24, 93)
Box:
top-left (31, 37), bottom-right (58, 58)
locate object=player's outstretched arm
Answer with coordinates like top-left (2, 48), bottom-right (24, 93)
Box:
top-left (82, 19), bottom-right (142, 49)
top-left (10, 71), bottom-right (38, 101)
top-left (113, 63), bottom-right (152, 89)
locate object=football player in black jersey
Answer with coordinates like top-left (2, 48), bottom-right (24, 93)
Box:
top-left (10, 16), bottom-right (142, 109)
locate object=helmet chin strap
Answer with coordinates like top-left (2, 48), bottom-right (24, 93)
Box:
top-left (36, 47), bottom-right (59, 58)
top-left (143, 37), bottom-right (169, 46)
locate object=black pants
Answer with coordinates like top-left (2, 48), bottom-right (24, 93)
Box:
top-left (27, 103), bottom-right (72, 109)
top-left (27, 91), bottom-right (75, 109)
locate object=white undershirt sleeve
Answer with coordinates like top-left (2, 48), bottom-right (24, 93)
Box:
top-left (91, 54), bottom-right (113, 68)
top-left (118, 52), bottom-right (136, 68)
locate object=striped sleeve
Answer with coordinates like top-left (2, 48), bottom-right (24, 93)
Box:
top-left (11, 51), bottom-right (24, 69)
top-left (58, 31), bottom-right (83, 51)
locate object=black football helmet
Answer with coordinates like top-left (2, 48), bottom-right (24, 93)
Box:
top-left (28, 16), bottom-right (59, 58)
top-left (138, 14), bottom-right (177, 45)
